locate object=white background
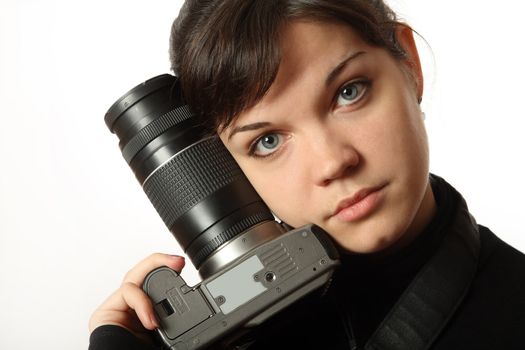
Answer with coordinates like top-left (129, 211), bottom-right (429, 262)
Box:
top-left (1, 1), bottom-right (524, 349)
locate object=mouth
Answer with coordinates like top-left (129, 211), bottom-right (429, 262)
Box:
top-left (331, 183), bottom-right (387, 222)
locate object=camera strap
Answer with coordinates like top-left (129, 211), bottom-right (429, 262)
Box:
top-left (364, 205), bottom-right (480, 350)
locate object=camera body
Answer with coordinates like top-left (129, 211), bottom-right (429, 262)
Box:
top-left (144, 222), bottom-right (339, 349)
top-left (105, 74), bottom-right (340, 349)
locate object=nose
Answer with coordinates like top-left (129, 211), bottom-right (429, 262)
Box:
top-left (310, 130), bottom-right (360, 186)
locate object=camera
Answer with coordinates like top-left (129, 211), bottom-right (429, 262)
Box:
top-left (104, 74), bottom-right (340, 349)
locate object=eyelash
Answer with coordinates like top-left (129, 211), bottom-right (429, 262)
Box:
top-left (334, 78), bottom-right (371, 109)
top-left (246, 79), bottom-right (371, 160)
top-left (248, 132), bottom-right (285, 159)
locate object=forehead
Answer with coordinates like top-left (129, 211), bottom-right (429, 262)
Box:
top-left (224, 21), bottom-right (373, 123)
top-left (273, 22), bottom-right (367, 87)
top-left (281, 20), bottom-right (367, 60)
top-left (220, 20), bottom-right (405, 141)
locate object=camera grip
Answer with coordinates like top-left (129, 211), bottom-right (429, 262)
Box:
top-left (143, 267), bottom-right (215, 343)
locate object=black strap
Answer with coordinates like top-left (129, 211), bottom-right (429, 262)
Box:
top-left (365, 205), bottom-right (480, 350)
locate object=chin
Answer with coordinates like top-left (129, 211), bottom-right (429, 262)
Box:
top-left (330, 223), bottom-right (407, 254)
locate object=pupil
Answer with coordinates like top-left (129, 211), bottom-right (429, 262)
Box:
top-left (343, 86), bottom-right (357, 99)
top-left (262, 135), bottom-right (277, 148)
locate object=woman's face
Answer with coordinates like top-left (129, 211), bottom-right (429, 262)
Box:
top-left (219, 21), bottom-right (436, 253)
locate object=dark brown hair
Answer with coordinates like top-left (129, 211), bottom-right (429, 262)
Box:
top-left (170, 0), bottom-right (407, 132)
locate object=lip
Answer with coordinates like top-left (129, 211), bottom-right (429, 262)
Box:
top-left (331, 183), bottom-right (387, 222)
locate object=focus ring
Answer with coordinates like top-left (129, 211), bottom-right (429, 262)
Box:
top-left (122, 105), bottom-right (193, 163)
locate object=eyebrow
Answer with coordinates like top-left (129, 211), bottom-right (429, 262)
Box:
top-left (228, 51), bottom-right (366, 141)
top-left (325, 51), bottom-right (367, 86)
top-left (228, 121), bottom-right (272, 140)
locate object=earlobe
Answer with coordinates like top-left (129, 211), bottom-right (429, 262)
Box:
top-left (395, 25), bottom-right (424, 102)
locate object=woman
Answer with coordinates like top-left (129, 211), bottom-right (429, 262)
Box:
top-left (89, 1), bottom-right (525, 349)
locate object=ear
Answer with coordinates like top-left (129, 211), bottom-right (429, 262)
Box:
top-left (395, 25), bottom-right (424, 102)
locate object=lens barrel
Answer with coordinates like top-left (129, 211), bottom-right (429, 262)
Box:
top-left (105, 75), bottom-right (274, 272)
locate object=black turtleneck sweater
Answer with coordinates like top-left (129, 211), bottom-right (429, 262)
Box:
top-left (89, 176), bottom-right (525, 349)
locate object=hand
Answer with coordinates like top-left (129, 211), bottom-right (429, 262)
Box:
top-left (89, 253), bottom-right (185, 340)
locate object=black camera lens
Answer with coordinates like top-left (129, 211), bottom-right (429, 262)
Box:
top-left (105, 75), bottom-right (274, 273)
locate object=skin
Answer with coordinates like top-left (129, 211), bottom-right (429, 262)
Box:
top-left (89, 20), bottom-right (436, 337)
top-left (88, 254), bottom-right (185, 340)
top-left (220, 21), bottom-right (436, 254)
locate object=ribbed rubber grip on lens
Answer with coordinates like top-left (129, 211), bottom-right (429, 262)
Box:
top-left (142, 137), bottom-right (244, 229)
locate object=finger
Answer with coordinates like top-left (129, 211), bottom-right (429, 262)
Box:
top-left (123, 253), bottom-right (185, 286)
top-left (95, 254), bottom-right (185, 319)
top-left (97, 288), bottom-right (130, 313)
top-left (120, 282), bottom-right (159, 330)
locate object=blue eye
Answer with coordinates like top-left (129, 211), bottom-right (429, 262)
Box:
top-left (251, 133), bottom-right (283, 157)
top-left (336, 80), bottom-right (369, 107)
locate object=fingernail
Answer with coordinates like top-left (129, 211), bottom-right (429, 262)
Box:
top-left (150, 314), bottom-right (159, 328)
top-left (170, 255), bottom-right (185, 261)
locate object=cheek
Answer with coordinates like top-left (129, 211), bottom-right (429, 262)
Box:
top-left (365, 94), bottom-right (428, 169)
top-left (395, 106), bottom-right (429, 170)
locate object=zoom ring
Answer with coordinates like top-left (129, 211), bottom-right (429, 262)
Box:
top-left (143, 137), bottom-right (244, 229)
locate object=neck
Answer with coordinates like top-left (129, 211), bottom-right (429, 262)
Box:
top-left (392, 180), bottom-right (437, 254)
top-left (366, 179), bottom-right (436, 260)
